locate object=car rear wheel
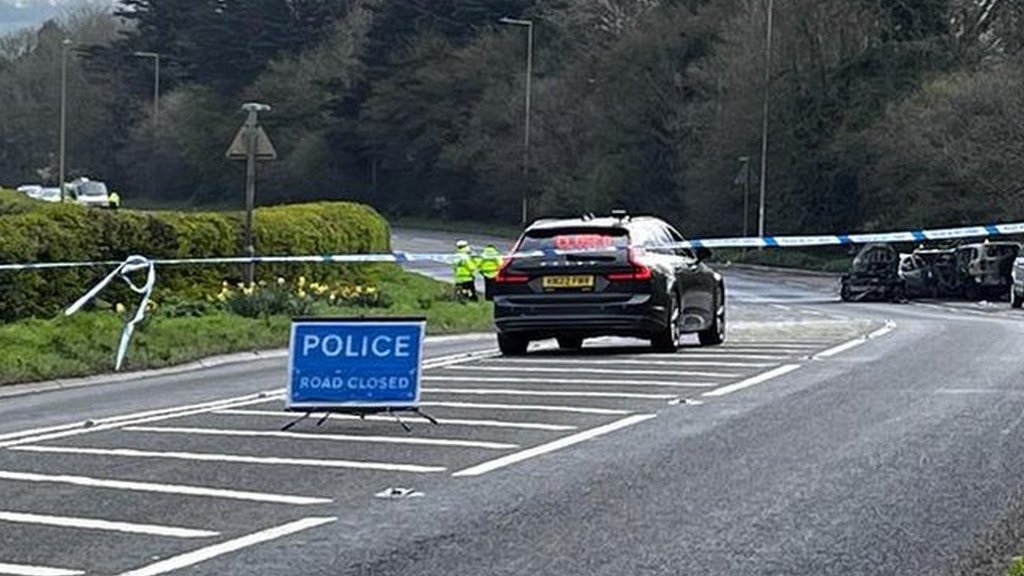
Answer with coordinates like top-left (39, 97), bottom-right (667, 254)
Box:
top-left (651, 294), bottom-right (681, 352)
top-left (698, 286), bottom-right (726, 346)
top-left (557, 336), bottom-right (584, 350)
top-left (497, 333), bottom-right (529, 356)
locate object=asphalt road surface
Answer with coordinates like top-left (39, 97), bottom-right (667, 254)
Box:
top-left (2, 232), bottom-right (1024, 575)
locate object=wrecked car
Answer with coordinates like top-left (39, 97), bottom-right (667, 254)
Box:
top-left (840, 243), bottom-right (904, 302)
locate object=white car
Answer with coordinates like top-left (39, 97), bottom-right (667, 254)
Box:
top-left (36, 187), bottom-right (62, 203)
top-left (69, 178), bottom-right (111, 208)
top-left (16, 184), bottom-right (43, 198)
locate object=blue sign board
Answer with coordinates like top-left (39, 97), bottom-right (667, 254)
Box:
top-left (287, 318), bottom-right (426, 410)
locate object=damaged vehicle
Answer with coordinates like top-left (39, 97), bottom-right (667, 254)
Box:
top-left (899, 248), bottom-right (961, 298)
top-left (840, 243), bottom-right (904, 302)
top-left (956, 242), bottom-right (1019, 300)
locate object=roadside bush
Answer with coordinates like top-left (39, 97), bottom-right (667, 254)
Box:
top-left (0, 201), bottom-right (390, 321)
top-left (0, 189), bottom-right (42, 216)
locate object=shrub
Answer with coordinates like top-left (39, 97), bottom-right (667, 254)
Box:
top-left (0, 201), bottom-right (390, 321)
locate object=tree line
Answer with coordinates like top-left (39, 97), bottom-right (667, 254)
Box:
top-left (0, 0), bottom-right (1022, 236)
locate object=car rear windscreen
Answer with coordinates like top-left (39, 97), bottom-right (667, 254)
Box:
top-left (517, 228), bottom-right (629, 252)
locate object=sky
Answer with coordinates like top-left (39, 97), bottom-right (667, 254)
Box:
top-left (0, 0), bottom-right (95, 34)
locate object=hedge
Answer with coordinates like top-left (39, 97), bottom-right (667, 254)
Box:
top-left (0, 199), bottom-right (391, 321)
top-left (0, 188), bottom-right (42, 216)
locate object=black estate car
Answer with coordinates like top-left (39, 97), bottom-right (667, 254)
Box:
top-left (489, 211), bottom-right (726, 356)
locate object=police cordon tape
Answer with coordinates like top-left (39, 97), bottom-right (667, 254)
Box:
top-left (3, 218), bottom-right (1024, 274)
top-left (4, 218), bottom-right (1024, 370)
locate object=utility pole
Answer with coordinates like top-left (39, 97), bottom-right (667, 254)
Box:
top-left (132, 52), bottom-right (160, 126)
top-left (739, 156), bottom-right (751, 237)
top-left (499, 17), bottom-right (534, 226)
top-left (758, 0), bottom-right (775, 239)
top-left (58, 38), bottom-right (72, 203)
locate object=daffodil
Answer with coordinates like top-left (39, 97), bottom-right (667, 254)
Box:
top-left (297, 276), bottom-right (306, 288)
top-left (115, 303), bottom-right (126, 314)
top-left (277, 277), bottom-right (286, 286)
top-left (297, 289), bottom-right (307, 299)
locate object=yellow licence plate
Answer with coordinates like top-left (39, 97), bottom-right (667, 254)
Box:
top-left (542, 275), bottom-right (595, 289)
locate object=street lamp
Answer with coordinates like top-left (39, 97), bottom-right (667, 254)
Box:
top-left (132, 51), bottom-right (160, 126)
top-left (498, 16), bottom-right (533, 226)
top-left (58, 38), bottom-right (72, 203)
top-left (757, 0), bottom-right (775, 239)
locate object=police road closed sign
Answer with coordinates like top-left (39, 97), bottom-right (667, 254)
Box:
top-left (287, 318), bottom-right (426, 410)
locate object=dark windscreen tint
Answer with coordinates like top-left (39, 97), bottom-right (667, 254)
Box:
top-left (517, 227), bottom-right (629, 252)
top-left (79, 181), bottom-right (108, 197)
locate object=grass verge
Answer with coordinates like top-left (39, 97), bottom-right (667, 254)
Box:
top-left (0, 269), bottom-right (492, 386)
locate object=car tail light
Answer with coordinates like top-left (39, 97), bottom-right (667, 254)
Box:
top-left (495, 258), bottom-right (529, 284)
top-left (607, 248), bottom-right (652, 281)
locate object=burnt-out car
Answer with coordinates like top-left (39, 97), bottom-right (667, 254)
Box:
top-left (900, 248), bottom-right (961, 298)
top-left (840, 243), bottom-right (904, 302)
top-left (956, 242), bottom-right (1019, 300)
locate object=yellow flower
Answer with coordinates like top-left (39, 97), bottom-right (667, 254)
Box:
top-left (366, 286), bottom-right (377, 294)
top-left (277, 277), bottom-right (286, 286)
top-left (297, 276), bottom-right (306, 288)
top-left (222, 281), bottom-right (229, 288)
top-left (217, 292), bottom-right (227, 303)
top-left (297, 289), bottom-right (307, 299)
top-left (115, 303), bottom-right (126, 314)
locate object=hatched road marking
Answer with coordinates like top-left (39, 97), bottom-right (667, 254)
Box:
top-left (213, 409), bottom-right (578, 431)
top-left (9, 446), bottom-right (446, 474)
top-left (0, 511), bottom-right (218, 539)
top-left (422, 376), bottom-right (719, 388)
top-left (701, 365), bottom-right (802, 398)
top-left (419, 401), bottom-right (631, 415)
top-left (453, 414), bottom-right (658, 477)
top-left (0, 470), bottom-right (330, 505)
top-left (123, 426), bottom-right (518, 450)
top-left (423, 388), bottom-right (676, 400)
top-left (116, 517), bottom-right (336, 576)
top-left (0, 563), bottom-right (83, 576)
top-left (442, 365), bottom-right (734, 378)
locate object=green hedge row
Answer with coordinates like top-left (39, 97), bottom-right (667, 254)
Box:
top-left (0, 196), bottom-right (391, 321)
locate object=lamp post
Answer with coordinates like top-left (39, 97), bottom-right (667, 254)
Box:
top-left (498, 17), bottom-right (533, 226)
top-left (757, 0), bottom-right (775, 239)
top-left (58, 38), bottom-right (72, 203)
top-left (132, 51), bottom-right (160, 126)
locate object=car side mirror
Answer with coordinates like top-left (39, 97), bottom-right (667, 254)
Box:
top-left (695, 247), bottom-right (712, 262)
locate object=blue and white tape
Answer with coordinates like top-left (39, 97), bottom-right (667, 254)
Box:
top-left (3, 219), bottom-right (1024, 273)
top-left (5, 218), bottom-right (1024, 371)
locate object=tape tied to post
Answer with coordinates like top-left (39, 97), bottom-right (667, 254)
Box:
top-left (65, 255), bottom-right (156, 371)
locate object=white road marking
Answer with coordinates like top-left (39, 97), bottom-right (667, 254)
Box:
top-left (813, 321), bottom-right (895, 360)
top-left (770, 304), bottom-right (793, 312)
top-left (0, 390), bottom-right (282, 445)
top-left (0, 511), bottom-right (218, 539)
top-left (10, 446), bottom-right (445, 474)
top-left (116, 516), bottom-right (336, 576)
top-left (719, 342), bottom-right (827, 349)
top-left (633, 353), bottom-right (787, 360)
top-left (0, 563), bottom-right (82, 576)
top-left (213, 409), bottom-right (576, 431)
top-left (701, 364), bottom-right (801, 398)
top-left (423, 388), bottom-right (675, 400)
top-left (420, 401), bottom-right (630, 415)
top-left (124, 426), bottom-right (517, 450)
top-left (422, 376), bottom-right (717, 388)
top-left (481, 358), bottom-right (778, 369)
top-left (441, 365), bottom-right (733, 378)
top-left (0, 470), bottom-right (330, 505)
top-left (423, 349), bottom-right (500, 370)
top-left (453, 414), bottom-right (657, 477)
top-left (0, 394), bottom-right (281, 449)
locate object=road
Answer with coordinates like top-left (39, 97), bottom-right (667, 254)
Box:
top-left (2, 230), bottom-right (1024, 575)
